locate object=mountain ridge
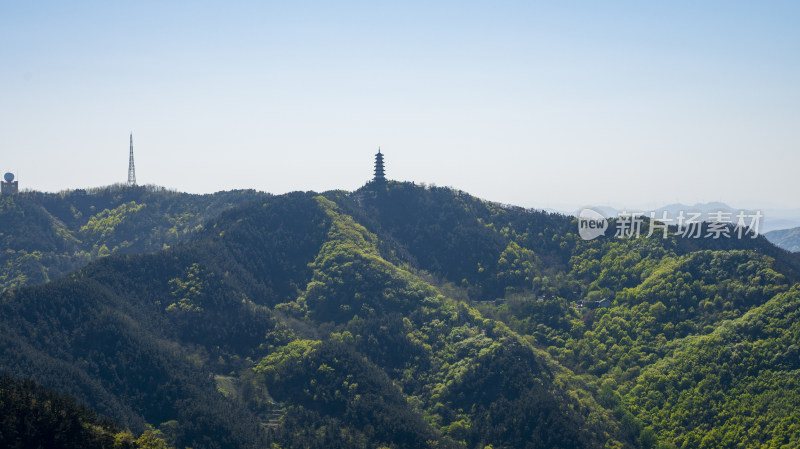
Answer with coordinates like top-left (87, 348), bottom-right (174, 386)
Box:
top-left (1, 181), bottom-right (798, 448)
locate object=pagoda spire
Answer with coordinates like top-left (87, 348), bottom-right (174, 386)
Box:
top-left (373, 147), bottom-right (385, 183)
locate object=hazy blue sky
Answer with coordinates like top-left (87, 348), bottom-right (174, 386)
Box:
top-left (2, 1), bottom-right (798, 210)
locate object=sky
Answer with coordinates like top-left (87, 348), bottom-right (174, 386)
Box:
top-left (2, 1), bottom-right (799, 211)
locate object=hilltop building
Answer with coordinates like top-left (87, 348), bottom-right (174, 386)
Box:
top-left (373, 148), bottom-right (385, 183)
top-left (1, 172), bottom-right (18, 195)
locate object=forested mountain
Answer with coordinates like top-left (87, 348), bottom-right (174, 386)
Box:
top-left (0, 184), bottom-right (269, 292)
top-left (1, 181), bottom-right (799, 448)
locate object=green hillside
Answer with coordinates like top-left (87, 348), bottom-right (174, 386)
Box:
top-left (1, 181), bottom-right (799, 448)
top-left (625, 285), bottom-right (800, 448)
top-left (0, 184), bottom-right (268, 292)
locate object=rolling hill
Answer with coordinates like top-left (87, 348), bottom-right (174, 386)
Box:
top-left (0, 184), bottom-right (268, 292)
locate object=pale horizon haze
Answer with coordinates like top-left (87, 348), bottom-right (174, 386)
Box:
top-left (2, 1), bottom-right (799, 211)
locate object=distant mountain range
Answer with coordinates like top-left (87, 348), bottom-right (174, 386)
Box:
top-left (765, 226), bottom-right (800, 252)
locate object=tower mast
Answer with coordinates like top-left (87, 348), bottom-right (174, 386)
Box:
top-left (127, 133), bottom-right (136, 186)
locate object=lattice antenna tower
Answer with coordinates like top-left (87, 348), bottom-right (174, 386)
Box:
top-left (127, 133), bottom-right (136, 186)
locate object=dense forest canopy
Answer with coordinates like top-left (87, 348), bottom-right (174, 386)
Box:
top-left (1, 181), bottom-right (799, 448)
top-left (0, 184), bottom-right (269, 292)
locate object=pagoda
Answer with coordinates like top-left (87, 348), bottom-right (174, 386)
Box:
top-left (373, 148), bottom-right (386, 183)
